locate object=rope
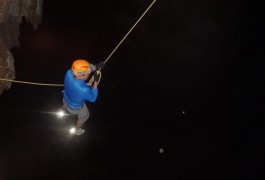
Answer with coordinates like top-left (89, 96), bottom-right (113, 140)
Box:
top-left (0, 0), bottom-right (157, 87)
top-left (0, 78), bottom-right (63, 86)
top-left (87, 70), bottom-right (101, 86)
top-left (104, 0), bottom-right (157, 64)
top-left (0, 72), bottom-right (101, 87)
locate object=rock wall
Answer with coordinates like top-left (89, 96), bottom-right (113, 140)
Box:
top-left (0, 0), bottom-right (43, 94)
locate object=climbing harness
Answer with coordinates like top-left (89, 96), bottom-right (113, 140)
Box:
top-left (0, 0), bottom-right (157, 87)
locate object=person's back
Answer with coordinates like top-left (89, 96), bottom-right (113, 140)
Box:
top-left (63, 69), bottom-right (98, 110)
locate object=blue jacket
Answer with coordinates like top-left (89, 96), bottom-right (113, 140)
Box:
top-left (63, 69), bottom-right (98, 109)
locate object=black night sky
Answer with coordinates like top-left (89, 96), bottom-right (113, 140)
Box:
top-left (1, 0), bottom-right (265, 179)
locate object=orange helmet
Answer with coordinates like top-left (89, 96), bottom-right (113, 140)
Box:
top-left (71, 59), bottom-right (90, 76)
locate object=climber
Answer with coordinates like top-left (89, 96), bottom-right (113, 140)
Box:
top-left (63, 59), bottom-right (105, 135)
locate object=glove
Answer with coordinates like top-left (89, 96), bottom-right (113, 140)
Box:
top-left (93, 70), bottom-right (101, 82)
top-left (96, 61), bottom-right (105, 70)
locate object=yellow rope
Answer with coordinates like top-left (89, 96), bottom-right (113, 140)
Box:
top-left (0, 77), bottom-right (63, 86)
top-left (0, 0), bottom-right (157, 87)
top-left (104, 0), bottom-right (157, 64)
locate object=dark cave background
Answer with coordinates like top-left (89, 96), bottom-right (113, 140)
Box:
top-left (0, 0), bottom-right (265, 179)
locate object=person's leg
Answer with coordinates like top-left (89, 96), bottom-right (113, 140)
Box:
top-left (72, 104), bottom-right (89, 135)
top-left (76, 103), bottom-right (89, 128)
top-left (63, 101), bottom-right (89, 135)
top-left (76, 119), bottom-right (86, 129)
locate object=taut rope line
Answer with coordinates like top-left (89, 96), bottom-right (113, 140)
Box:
top-left (0, 78), bottom-right (63, 86)
top-left (0, 0), bottom-right (157, 87)
top-left (104, 0), bottom-right (157, 64)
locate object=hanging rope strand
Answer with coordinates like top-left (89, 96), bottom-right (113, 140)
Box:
top-left (0, 0), bottom-right (157, 87)
top-left (104, 0), bottom-right (157, 64)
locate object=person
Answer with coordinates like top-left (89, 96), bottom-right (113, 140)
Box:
top-left (63, 59), bottom-right (105, 135)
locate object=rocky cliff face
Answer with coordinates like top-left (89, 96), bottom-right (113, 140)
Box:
top-left (0, 0), bottom-right (43, 94)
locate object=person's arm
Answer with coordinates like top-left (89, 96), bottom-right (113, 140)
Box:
top-left (92, 81), bottom-right (98, 88)
top-left (85, 87), bottom-right (98, 102)
top-left (93, 70), bottom-right (100, 86)
top-left (94, 61), bottom-right (105, 71)
top-left (85, 70), bottom-right (100, 102)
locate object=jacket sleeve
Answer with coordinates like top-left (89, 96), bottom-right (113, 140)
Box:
top-left (85, 87), bottom-right (98, 102)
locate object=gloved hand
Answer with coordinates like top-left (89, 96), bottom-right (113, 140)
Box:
top-left (96, 61), bottom-right (105, 70)
top-left (93, 70), bottom-right (101, 82)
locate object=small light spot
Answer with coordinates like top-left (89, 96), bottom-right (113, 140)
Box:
top-left (159, 148), bottom-right (164, 154)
